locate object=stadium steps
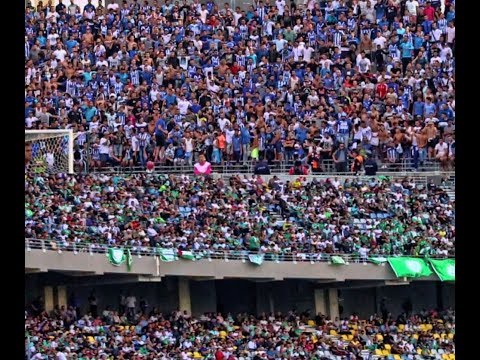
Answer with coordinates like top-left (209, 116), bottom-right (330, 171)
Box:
top-left (444, 189), bottom-right (455, 201)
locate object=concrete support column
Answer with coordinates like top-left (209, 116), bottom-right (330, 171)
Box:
top-left (44, 286), bottom-right (54, 312)
top-left (268, 289), bottom-right (274, 314)
top-left (57, 286), bottom-right (67, 308)
top-left (178, 278), bottom-right (192, 315)
top-left (328, 288), bottom-right (339, 321)
top-left (190, 280), bottom-right (217, 316)
top-left (314, 289), bottom-right (327, 316)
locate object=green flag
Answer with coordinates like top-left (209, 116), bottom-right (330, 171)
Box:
top-left (428, 259), bottom-right (455, 281)
top-left (387, 257), bottom-right (432, 278)
top-left (107, 248), bottom-right (126, 266)
top-left (179, 251), bottom-right (196, 261)
top-left (330, 256), bottom-right (346, 265)
top-left (248, 236), bottom-right (260, 250)
top-left (126, 249), bottom-right (132, 272)
top-left (369, 257), bottom-right (388, 265)
top-left (248, 254), bottom-right (265, 265)
top-left (158, 248), bottom-right (177, 262)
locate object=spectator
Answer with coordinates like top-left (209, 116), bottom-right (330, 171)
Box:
top-left (333, 143), bottom-right (349, 172)
top-left (253, 159), bottom-right (271, 175)
top-left (364, 154), bottom-right (379, 175)
top-left (25, 308), bottom-right (456, 359)
top-left (23, 0), bottom-right (454, 173)
top-left (194, 154), bottom-right (212, 176)
top-left (25, 173), bottom-right (455, 258)
top-left (289, 160), bottom-right (309, 175)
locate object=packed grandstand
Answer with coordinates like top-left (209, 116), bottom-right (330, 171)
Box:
top-left (25, 0), bottom-right (455, 359)
top-left (26, 307), bottom-right (455, 359)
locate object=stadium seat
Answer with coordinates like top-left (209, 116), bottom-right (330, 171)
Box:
top-left (375, 349), bottom-right (383, 356)
top-left (376, 334), bottom-right (384, 341)
top-left (448, 333), bottom-right (454, 339)
top-left (193, 351), bottom-right (203, 358)
top-left (393, 355), bottom-right (401, 360)
top-left (330, 330), bottom-right (338, 336)
top-left (384, 344), bottom-right (391, 351)
top-left (441, 354), bottom-right (449, 360)
top-left (382, 349), bottom-right (390, 356)
top-left (448, 354), bottom-right (455, 360)
top-left (307, 320), bottom-right (315, 326)
top-left (348, 334), bottom-right (354, 340)
top-left (433, 333), bottom-right (440, 339)
top-left (413, 334), bottom-right (419, 340)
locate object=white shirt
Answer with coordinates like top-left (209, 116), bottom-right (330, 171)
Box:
top-left (446, 27), bottom-right (455, 43)
top-left (199, 9), bottom-right (209, 23)
top-left (48, 33), bottom-right (59, 46)
top-left (56, 351), bottom-right (67, 360)
top-left (126, 296), bottom-right (136, 308)
top-left (303, 47), bottom-right (314, 62)
top-left (435, 142), bottom-right (448, 157)
top-left (406, 0), bottom-right (419, 15)
top-left (276, 0), bottom-right (286, 15)
top-left (358, 57), bottom-right (371, 73)
top-left (373, 36), bottom-right (387, 49)
top-left (107, 3), bottom-right (119, 11)
top-left (53, 49), bottom-right (67, 61)
top-left (25, 116), bottom-right (39, 128)
top-left (177, 99), bottom-right (191, 115)
top-left (99, 137), bottom-right (110, 154)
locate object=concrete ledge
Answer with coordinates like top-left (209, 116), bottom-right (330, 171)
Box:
top-left (25, 250), bottom-right (438, 281)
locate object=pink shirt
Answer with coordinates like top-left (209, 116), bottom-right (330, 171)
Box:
top-left (194, 161), bottom-right (212, 175)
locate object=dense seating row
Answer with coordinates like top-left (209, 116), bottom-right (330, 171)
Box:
top-left (25, 305), bottom-right (455, 360)
top-left (25, 173), bottom-right (455, 257)
top-left (25, 0), bottom-right (455, 172)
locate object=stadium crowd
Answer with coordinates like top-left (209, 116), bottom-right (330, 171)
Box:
top-left (25, 173), bottom-right (455, 258)
top-left (24, 0), bottom-right (455, 171)
top-left (25, 303), bottom-right (456, 360)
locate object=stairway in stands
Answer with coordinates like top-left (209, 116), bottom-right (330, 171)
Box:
top-left (440, 174), bottom-right (456, 201)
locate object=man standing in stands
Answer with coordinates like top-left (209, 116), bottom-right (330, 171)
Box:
top-left (254, 159), bottom-right (271, 175)
top-left (333, 143), bottom-right (349, 172)
top-left (25, 143), bottom-right (33, 169)
top-left (364, 153), bottom-right (378, 175)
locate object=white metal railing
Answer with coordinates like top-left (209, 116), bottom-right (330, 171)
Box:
top-left (25, 238), bottom-right (454, 263)
top-left (88, 159), bottom-right (451, 175)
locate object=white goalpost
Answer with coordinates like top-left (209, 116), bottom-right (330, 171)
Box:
top-left (25, 129), bottom-right (75, 174)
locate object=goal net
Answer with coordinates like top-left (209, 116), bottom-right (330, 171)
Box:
top-left (25, 130), bottom-right (75, 174)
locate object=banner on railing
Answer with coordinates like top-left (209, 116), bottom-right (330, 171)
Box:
top-left (248, 254), bottom-right (265, 265)
top-left (107, 248), bottom-right (133, 271)
top-left (387, 257), bottom-right (432, 278)
top-left (158, 248), bottom-right (177, 262)
top-left (330, 256), bottom-right (346, 265)
top-left (369, 257), bottom-right (388, 265)
top-left (126, 249), bottom-right (132, 272)
top-left (107, 248), bottom-right (126, 266)
top-left (428, 259), bottom-right (455, 281)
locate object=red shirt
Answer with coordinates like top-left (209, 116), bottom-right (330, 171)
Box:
top-left (215, 350), bottom-right (225, 360)
top-left (376, 83), bottom-right (388, 99)
top-left (424, 6), bottom-right (435, 21)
